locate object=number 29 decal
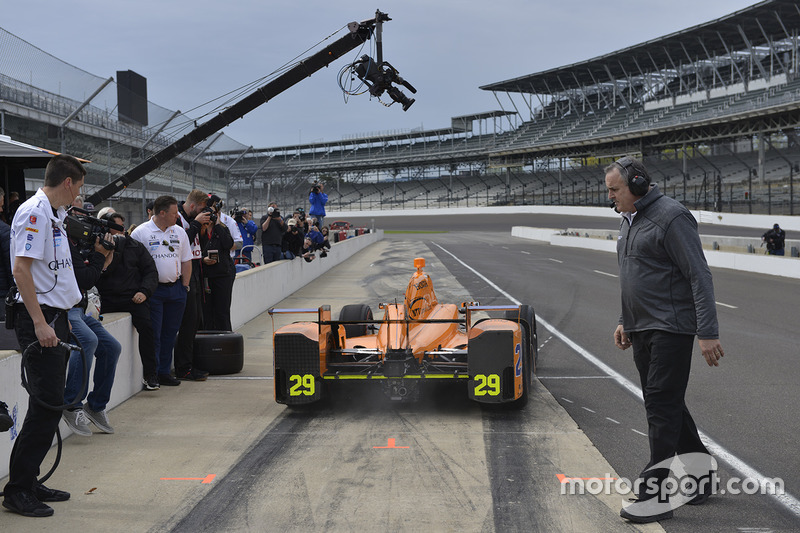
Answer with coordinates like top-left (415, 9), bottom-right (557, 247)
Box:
top-left (289, 374), bottom-right (316, 396)
top-left (473, 374), bottom-right (500, 396)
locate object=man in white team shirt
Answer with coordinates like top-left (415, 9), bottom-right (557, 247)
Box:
top-left (131, 196), bottom-right (192, 387)
top-left (3, 154), bottom-right (84, 518)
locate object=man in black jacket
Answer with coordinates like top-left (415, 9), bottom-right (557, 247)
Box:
top-left (95, 212), bottom-right (160, 390)
top-left (62, 226), bottom-right (122, 436)
top-left (175, 190), bottom-right (212, 381)
top-left (0, 187), bottom-right (11, 320)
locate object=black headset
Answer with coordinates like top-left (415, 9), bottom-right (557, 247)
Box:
top-left (615, 156), bottom-right (650, 196)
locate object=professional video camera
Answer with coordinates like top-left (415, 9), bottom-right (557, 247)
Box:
top-left (311, 182), bottom-right (321, 194)
top-left (65, 206), bottom-right (125, 251)
top-left (350, 55), bottom-right (416, 111)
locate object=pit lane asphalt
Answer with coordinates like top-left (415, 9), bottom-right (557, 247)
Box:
top-left (0, 236), bottom-right (661, 533)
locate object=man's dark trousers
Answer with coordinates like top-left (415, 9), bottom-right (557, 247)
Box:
top-left (174, 262), bottom-right (202, 375)
top-left (101, 299), bottom-right (157, 378)
top-left (632, 329), bottom-right (709, 497)
top-left (4, 306), bottom-right (70, 496)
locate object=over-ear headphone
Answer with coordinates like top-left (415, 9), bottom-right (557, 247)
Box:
top-left (614, 156), bottom-right (650, 196)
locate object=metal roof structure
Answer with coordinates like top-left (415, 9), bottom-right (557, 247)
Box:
top-left (480, 0), bottom-right (800, 95)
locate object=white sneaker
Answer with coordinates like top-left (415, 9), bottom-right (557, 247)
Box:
top-left (83, 406), bottom-right (114, 434)
top-left (62, 408), bottom-right (92, 437)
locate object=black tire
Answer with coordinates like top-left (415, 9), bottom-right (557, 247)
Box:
top-left (338, 304), bottom-right (373, 337)
top-left (505, 304), bottom-right (538, 372)
top-left (193, 331), bottom-right (244, 374)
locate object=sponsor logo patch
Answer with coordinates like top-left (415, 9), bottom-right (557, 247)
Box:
top-left (24, 227), bottom-right (38, 233)
top-left (26, 234), bottom-right (34, 241)
top-left (25, 243), bottom-right (31, 250)
top-left (29, 215), bottom-right (37, 224)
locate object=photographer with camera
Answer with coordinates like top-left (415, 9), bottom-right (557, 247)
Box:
top-left (300, 236), bottom-right (317, 263)
top-left (61, 205), bottom-right (122, 437)
top-left (308, 182), bottom-right (327, 229)
top-left (199, 212), bottom-right (235, 331)
top-left (259, 201), bottom-right (284, 264)
top-left (761, 223), bottom-right (786, 256)
top-left (94, 212), bottom-right (160, 391)
top-left (175, 190), bottom-right (212, 382)
top-left (234, 208), bottom-right (258, 261)
top-left (3, 154), bottom-right (84, 517)
top-left (207, 195), bottom-right (243, 260)
top-left (281, 218), bottom-right (304, 259)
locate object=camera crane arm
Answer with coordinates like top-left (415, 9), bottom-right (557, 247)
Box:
top-left (86, 11), bottom-right (392, 206)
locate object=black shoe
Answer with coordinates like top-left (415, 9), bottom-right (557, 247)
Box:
top-left (142, 375), bottom-right (160, 391)
top-left (687, 472), bottom-right (717, 505)
top-left (620, 500), bottom-right (673, 524)
top-left (2, 490), bottom-right (54, 517)
top-left (176, 368), bottom-right (209, 381)
top-left (158, 374), bottom-right (181, 386)
top-left (0, 401), bottom-right (12, 432)
top-left (32, 483), bottom-right (70, 502)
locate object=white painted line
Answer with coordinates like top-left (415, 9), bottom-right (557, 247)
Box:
top-left (632, 429), bottom-right (647, 436)
top-left (548, 258), bottom-right (563, 263)
top-left (593, 269), bottom-right (618, 278)
top-left (561, 398), bottom-right (574, 404)
top-left (432, 242), bottom-right (800, 518)
top-left (606, 417), bottom-right (620, 424)
top-left (539, 376), bottom-right (615, 379)
top-left (521, 251), bottom-right (531, 255)
top-left (582, 407), bottom-right (596, 413)
top-left (716, 301), bottom-right (738, 309)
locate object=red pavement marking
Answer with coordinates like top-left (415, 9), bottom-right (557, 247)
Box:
top-left (161, 474), bottom-right (216, 484)
top-left (373, 438), bottom-right (409, 449)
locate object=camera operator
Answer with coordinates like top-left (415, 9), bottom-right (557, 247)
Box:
top-left (761, 223), bottom-right (786, 256)
top-left (61, 215), bottom-right (121, 437)
top-left (175, 190), bottom-right (211, 382)
top-left (308, 182), bottom-right (328, 228)
top-left (207, 194), bottom-right (243, 260)
top-left (260, 201), bottom-right (284, 264)
top-left (281, 218), bottom-right (304, 259)
top-left (300, 236), bottom-right (317, 263)
top-left (94, 212), bottom-right (160, 391)
top-left (199, 214), bottom-right (235, 331)
top-left (235, 208), bottom-right (258, 261)
top-left (319, 225), bottom-right (332, 257)
top-left (4, 154), bottom-right (84, 518)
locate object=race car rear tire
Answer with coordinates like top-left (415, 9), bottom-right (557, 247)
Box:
top-left (505, 304), bottom-right (538, 372)
top-left (339, 304), bottom-right (373, 337)
top-left (508, 322), bottom-right (530, 410)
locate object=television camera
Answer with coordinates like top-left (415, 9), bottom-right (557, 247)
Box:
top-left (65, 206), bottom-right (125, 251)
top-left (352, 55), bottom-right (416, 111)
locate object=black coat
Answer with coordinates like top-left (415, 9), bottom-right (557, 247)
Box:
top-left (0, 220), bottom-right (11, 294)
top-left (95, 236), bottom-right (158, 307)
top-left (200, 224), bottom-right (234, 277)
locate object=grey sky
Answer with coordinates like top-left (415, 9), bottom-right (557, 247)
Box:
top-left (3, 0), bottom-right (757, 149)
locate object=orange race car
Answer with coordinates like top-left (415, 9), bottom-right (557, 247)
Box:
top-left (269, 258), bottom-right (538, 407)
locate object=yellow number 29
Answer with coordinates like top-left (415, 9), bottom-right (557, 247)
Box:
top-left (289, 374), bottom-right (316, 396)
top-left (474, 374), bottom-right (500, 396)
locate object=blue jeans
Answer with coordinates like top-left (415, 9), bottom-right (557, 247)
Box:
top-left (149, 282), bottom-right (188, 376)
top-left (64, 307), bottom-right (122, 412)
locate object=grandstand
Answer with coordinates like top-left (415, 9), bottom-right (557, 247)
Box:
top-left (211, 0), bottom-right (800, 216)
top-left (1, 1), bottom-right (799, 219)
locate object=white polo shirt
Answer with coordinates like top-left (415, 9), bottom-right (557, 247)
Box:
top-left (221, 212), bottom-right (243, 258)
top-left (11, 188), bottom-right (82, 310)
top-left (131, 218), bottom-right (192, 283)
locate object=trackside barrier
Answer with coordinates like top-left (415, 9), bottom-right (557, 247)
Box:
top-left (0, 230), bottom-right (383, 479)
top-left (512, 226), bottom-right (800, 280)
